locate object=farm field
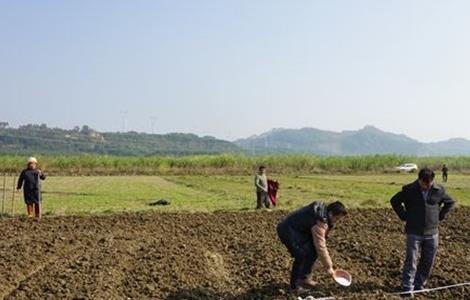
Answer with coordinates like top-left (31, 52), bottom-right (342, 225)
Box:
top-left (1, 173), bottom-right (469, 299)
top-left (0, 208), bottom-right (469, 299)
top-left (1, 173), bottom-right (470, 216)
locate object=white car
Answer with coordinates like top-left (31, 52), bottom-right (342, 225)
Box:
top-left (396, 163), bottom-right (418, 172)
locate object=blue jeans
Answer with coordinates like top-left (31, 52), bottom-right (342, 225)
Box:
top-left (402, 234), bottom-right (439, 292)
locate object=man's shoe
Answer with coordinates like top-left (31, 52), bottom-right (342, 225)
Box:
top-left (300, 278), bottom-right (318, 289)
top-left (290, 286), bottom-right (310, 295)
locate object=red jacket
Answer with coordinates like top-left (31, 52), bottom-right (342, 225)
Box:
top-left (267, 179), bottom-right (279, 206)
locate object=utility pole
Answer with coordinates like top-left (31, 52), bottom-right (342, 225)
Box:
top-left (224, 130), bottom-right (233, 141)
top-left (150, 116), bottom-right (158, 134)
top-left (120, 110), bottom-right (128, 132)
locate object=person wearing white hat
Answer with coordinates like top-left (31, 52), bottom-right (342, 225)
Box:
top-left (17, 157), bottom-right (46, 219)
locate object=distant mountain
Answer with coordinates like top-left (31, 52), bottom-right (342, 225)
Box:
top-left (0, 124), bottom-right (241, 156)
top-left (3, 123), bottom-right (470, 157)
top-left (235, 126), bottom-right (470, 156)
top-left (428, 138), bottom-right (470, 156)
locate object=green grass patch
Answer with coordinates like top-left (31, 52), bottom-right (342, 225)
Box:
top-left (1, 173), bottom-right (467, 215)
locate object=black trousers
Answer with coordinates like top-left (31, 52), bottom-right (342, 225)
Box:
top-left (277, 223), bottom-right (317, 289)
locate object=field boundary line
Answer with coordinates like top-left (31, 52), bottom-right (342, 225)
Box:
top-left (395, 281), bottom-right (470, 296)
top-left (297, 281), bottom-right (470, 300)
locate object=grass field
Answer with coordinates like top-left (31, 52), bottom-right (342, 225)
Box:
top-left (0, 173), bottom-right (468, 215)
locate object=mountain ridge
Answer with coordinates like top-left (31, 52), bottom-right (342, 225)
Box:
top-left (2, 123), bottom-right (470, 156)
top-left (235, 125), bottom-right (470, 156)
top-left (0, 124), bottom-right (241, 156)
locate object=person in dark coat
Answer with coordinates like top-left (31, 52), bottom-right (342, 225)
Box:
top-left (390, 168), bottom-right (454, 295)
top-left (441, 164), bottom-right (448, 182)
top-left (277, 201), bottom-right (348, 293)
top-left (17, 157), bottom-right (46, 219)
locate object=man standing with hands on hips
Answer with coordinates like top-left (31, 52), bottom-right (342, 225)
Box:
top-left (390, 167), bottom-right (455, 296)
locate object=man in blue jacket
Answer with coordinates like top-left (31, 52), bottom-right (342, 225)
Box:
top-left (391, 168), bottom-right (455, 295)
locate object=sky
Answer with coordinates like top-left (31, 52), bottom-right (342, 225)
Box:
top-left (1, 1), bottom-right (470, 142)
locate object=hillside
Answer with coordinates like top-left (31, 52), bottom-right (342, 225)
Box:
top-left (0, 124), bottom-right (241, 156)
top-left (3, 124), bottom-right (470, 157)
top-left (235, 125), bottom-right (470, 156)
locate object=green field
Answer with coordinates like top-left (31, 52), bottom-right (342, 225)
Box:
top-left (0, 173), bottom-right (467, 215)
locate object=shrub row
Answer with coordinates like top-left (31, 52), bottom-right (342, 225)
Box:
top-left (0, 154), bottom-right (465, 176)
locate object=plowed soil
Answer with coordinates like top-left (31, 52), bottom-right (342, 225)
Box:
top-left (0, 208), bottom-right (469, 300)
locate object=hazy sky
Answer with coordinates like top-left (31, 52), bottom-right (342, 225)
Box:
top-left (1, 1), bottom-right (469, 141)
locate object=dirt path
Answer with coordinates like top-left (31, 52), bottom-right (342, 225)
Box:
top-left (0, 209), bottom-right (469, 299)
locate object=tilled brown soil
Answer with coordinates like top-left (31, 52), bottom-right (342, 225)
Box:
top-left (0, 208), bottom-right (469, 300)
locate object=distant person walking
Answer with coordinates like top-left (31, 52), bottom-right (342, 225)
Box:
top-left (441, 164), bottom-right (448, 182)
top-left (390, 168), bottom-right (455, 296)
top-left (254, 166), bottom-right (269, 209)
top-left (17, 157), bottom-right (46, 219)
top-left (277, 201), bottom-right (348, 293)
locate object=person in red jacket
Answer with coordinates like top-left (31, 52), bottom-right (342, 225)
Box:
top-left (267, 179), bottom-right (279, 206)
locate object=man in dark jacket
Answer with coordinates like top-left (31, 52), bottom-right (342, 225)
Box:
top-left (17, 157), bottom-right (46, 219)
top-left (277, 201), bottom-right (347, 293)
top-left (441, 164), bottom-right (448, 182)
top-left (390, 168), bottom-right (454, 295)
